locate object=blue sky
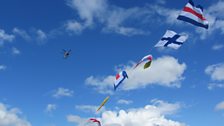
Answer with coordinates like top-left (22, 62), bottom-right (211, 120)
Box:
top-left (0, 0), bottom-right (224, 126)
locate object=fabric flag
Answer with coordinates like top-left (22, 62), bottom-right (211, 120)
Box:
top-left (114, 71), bottom-right (128, 90)
top-left (155, 30), bottom-right (188, 49)
top-left (134, 55), bottom-right (153, 69)
top-left (96, 96), bottom-right (110, 112)
top-left (89, 118), bottom-right (101, 126)
top-left (177, 0), bottom-right (209, 29)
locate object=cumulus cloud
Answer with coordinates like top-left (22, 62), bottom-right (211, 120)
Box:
top-left (67, 99), bottom-right (185, 126)
top-left (0, 65), bottom-right (7, 71)
top-left (45, 104), bottom-right (57, 113)
top-left (196, 0), bottom-right (224, 39)
top-left (117, 99), bottom-right (133, 105)
top-left (12, 47), bottom-right (21, 55)
top-left (68, 0), bottom-right (224, 38)
top-left (0, 103), bottom-right (31, 126)
top-left (85, 75), bottom-right (114, 94)
top-left (0, 29), bottom-right (15, 46)
top-left (149, 5), bottom-right (179, 25)
top-left (52, 87), bottom-right (74, 98)
top-left (65, 20), bottom-right (85, 34)
top-left (67, 0), bottom-right (107, 26)
top-left (66, 0), bottom-right (162, 36)
top-left (205, 63), bottom-right (224, 90)
top-left (67, 115), bottom-right (88, 126)
top-left (215, 101), bottom-right (224, 111)
top-left (86, 56), bottom-right (186, 94)
top-left (205, 63), bottom-right (224, 81)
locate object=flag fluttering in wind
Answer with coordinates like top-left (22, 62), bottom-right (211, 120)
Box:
top-left (114, 71), bottom-right (128, 91)
top-left (96, 96), bottom-right (110, 112)
top-left (177, 0), bottom-right (209, 29)
top-left (155, 30), bottom-right (188, 49)
top-left (89, 118), bottom-right (101, 126)
top-left (135, 55), bottom-right (153, 69)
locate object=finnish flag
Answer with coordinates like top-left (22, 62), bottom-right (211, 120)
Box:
top-left (155, 30), bottom-right (188, 49)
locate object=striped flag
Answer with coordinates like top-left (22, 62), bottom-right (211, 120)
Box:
top-left (155, 30), bottom-right (188, 49)
top-left (177, 0), bottom-right (209, 29)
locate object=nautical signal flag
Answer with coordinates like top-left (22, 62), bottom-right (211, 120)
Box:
top-left (134, 55), bottom-right (153, 69)
top-left (177, 0), bottom-right (209, 29)
top-left (114, 71), bottom-right (128, 90)
top-left (89, 118), bottom-right (101, 126)
top-left (155, 30), bottom-right (188, 49)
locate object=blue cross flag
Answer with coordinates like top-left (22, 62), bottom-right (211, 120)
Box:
top-left (155, 30), bottom-right (188, 49)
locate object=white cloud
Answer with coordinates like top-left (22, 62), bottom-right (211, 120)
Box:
top-left (67, 115), bottom-right (89, 126)
top-left (117, 99), bottom-right (133, 105)
top-left (66, 0), bottom-right (154, 36)
top-left (0, 65), bottom-right (7, 71)
top-left (13, 28), bottom-right (48, 44)
top-left (150, 5), bottom-right (180, 25)
top-left (208, 83), bottom-right (224, 90)
top-left (75, 105), bottom-right (103, 114)
top-left (13, 28), bottom-right (31, 41)
top-left (86, 56), bottom-right (186, 94)
top-left (12, 47), bottom-right (21, 55)
top-left (67, 100), bottom-right (185, 126)
top-left (207, 0), bottom-right (224, 19)
top-left (205, 63), bottom-right (224, 81)
top-left (0, 103), bottom-right (31, 126)
top-left (212, 44), bottom-right (224, 50)
top-left (46, 104), bottom-right (57, 113)
top-left (205, 63), bottom-right (224, 90)
top-left (52, 87), bottom-right (74, 98)
top-left (85, 76), bottom-right (114, 94)
top-left (65, 20), bottom-right (85, 34)
top-left (0, 29), bottom-right (15, 46)
top-left (67, 0), bottom-right (107, 26)
top-left (215, 101), bottom-right (224, 111)
top-left (36, 29), bottom-right (47, 42)
top-left (196, 1), bottom-right (224, 39)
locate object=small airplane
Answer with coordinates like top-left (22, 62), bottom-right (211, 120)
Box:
top-left (62, 49), bottom-right (71, 59)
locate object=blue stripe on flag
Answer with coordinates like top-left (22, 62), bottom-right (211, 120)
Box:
top-left (177, 15), bottom-right (208, 29)
top-left (114, 77), bottom-right (125, 90)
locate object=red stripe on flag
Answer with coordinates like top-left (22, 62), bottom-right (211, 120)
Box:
top-left (183, 7), bottom-right (206, 20)
top-left (116, 74), bottom-right (120, 80)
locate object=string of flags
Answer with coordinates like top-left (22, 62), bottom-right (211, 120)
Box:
top-left (90, 0), bottom-right (209, 125)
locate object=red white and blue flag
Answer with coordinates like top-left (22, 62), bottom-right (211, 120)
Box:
top-left (114, 71), bottom-right (128, 90)
top-left (177, 0), bottom-right (209, 29)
